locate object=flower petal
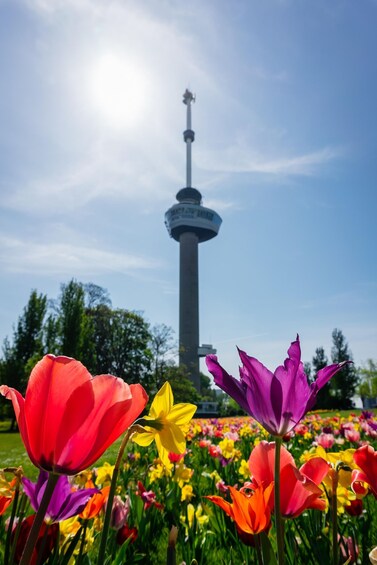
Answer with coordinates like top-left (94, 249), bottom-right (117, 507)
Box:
top-left (166, 403), bottom-right (197, 425)
top-left (248, 441), bottom-right (295, 486)
top-left (159, 421), bottom-right (186, 454)
top-left (149, 381), bottom-right (173, 419)
top-left (206, 355), bottom-right (251, 415)
top-left (133, 430), bottom-right (156, 447)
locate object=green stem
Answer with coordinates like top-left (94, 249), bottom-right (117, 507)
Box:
top-left (254, 533), bottom-right (264, 565)
top-left (77, 519), bottom-right (88, 564)
top-left (331, 470), bottom-right (339, 565)
top-left (9, 493), bottom-right (28, 565)
top-left (97, 425), bottom-right (140, 565)
top-left (274, 437), bottom-right (285, 565)
top-left (19, 473), bottom-right (59, 565)
top-left (4, 478), bottom-right (20, 565)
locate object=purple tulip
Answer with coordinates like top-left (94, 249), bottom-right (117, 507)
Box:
top-left (206, 335), bottom-right (350, 437)
top-left (22, 470), bottom-right (98, 523)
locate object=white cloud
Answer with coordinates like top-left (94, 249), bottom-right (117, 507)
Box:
top-left (0, 235), bottom-right (161, 275)
top-left (21, 0), bottom-right (102, 18)
top-left (197, 145), bottom-right (343, 177)
top-left (202, 198), bottom-right (238, 212)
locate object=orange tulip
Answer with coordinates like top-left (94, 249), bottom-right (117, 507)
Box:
top-left (206, 482), bottom-right (274, 538)
top-left (0, 355), bottom-right (148, 475)
top-left (80, 486), bottom-right (110, 520)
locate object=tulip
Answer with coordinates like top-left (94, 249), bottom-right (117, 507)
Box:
top-left (352, 444), bottom-right (377, 498)
top-left (0, 476), bottom-right (17, 516)
top-left (245, 441), bottom-right (330, 518)
top-left (116, 524), bottom-right (138, 546)
top-left (109, 495), bottom-right (130, 530)
top-left (206, 483), bottom-right (274, 540)
top-left (11, 515), bottom-right (59, 565)
top-left (80, 486), bottom-right (110, 520)
top-left (0, 354), bottom-right (148, 475)
top-left (317, 432), bottom-right (335, 449)
top-left (22, 470), bottom-right (98, 523)
top-left (206, 335), bottom-right (349, 437)
top-left (136, 481), bottom-right (163, 510)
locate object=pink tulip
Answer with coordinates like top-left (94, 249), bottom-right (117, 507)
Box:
top-left (317, 433), bottom-right (335, 449)
top-left (345, 429), bottom-right (361, 443)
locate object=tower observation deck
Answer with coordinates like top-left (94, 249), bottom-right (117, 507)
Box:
top-left (165, 90), bottom-right (222, 391)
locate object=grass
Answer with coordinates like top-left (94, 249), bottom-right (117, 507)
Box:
top-left (0, 430), bottom-right (125, 480)
top-left (0, 409), bottom-right (366, 479)
top-left (309, 408), bottom-right (364, 418)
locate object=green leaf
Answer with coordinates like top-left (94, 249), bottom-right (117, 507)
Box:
top-left (259, 531), bottom-right (278, 565)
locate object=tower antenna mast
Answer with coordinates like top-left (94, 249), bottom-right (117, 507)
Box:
top-left (164, 90), bottom-right (222, 391)
top-left (183, 89), bottom-right (195, 188)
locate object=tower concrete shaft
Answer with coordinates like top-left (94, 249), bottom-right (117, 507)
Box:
top-left (165, 90), bottom-right (222, 391)
top-left (179, 231), bottom-right (200, 389)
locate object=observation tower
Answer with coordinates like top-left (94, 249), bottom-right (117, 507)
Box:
top-left (165, 90), bottom-right (222, 391)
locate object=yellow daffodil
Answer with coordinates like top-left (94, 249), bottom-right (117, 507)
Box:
top-left (0, 471), bottom-right (16, 497)
top-left (239, 458), bottom-right (251, 479)
top-left (60, 517), bottom-right (82, 539)
top-left (95, 462), bottom-right (115, 487)
top-left (174, 460), bottom-right (194, 488)
top-left (239, 424), bottom-right (254, 438)
top-left (133, 381), bottom-right (197, 466)
top-left (148, 461), bottom-right (173, 483)
top-left (73, 469), bottom-right (94, 489)
top-left (181, 484), bottom-right (195, 502)
top-left (209, 470), bottom-right (222, 485)
top-left (181, 503), bottom-right (209, 533)
top-left (219, 438), bottom-right (236, 459)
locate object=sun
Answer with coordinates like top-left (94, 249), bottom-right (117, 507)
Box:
top-left (89, 53), bottom-right (149, 129)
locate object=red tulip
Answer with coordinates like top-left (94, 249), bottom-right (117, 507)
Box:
top-left (352, 445), bottom-right (377, 498)
top-left (345, 498), bottom-right (363, 517)
top-left (12, 515), bottom-right (59, 565)
top-left (0, 494), bottom-right (13, 516)
top-left (0, 355), bottom-right (148, 475)
top-left (246, 441), bottom-right (330, 518)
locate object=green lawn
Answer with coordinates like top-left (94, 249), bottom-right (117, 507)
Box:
top-left (0, 431), bottom-right (124, 480)
top-left (0, 409), bottom-right (367, 479)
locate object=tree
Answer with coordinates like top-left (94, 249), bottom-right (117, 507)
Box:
top-left (149, 324), bottom-right (177, 392)
top-left (162, 365), bottom-right (200, 404)
top-left (331, 328), bottom-right (358, 409)
top-left (200, 373), bottom-right (217, 401)
top-left (0, 290), bottom-right (47, 428)
top-left (89, 306), bottom-right (152, 385)
top-left (312, 347), bottom-right (332, 409)
top-left (83, 282), bottom-right (112, 309)
top-left (57, 280), bottom-right (96, 368)
top-left (357, 359), bottom-right (377, 405)
top-left (303, 362), bottom-right (312, 383)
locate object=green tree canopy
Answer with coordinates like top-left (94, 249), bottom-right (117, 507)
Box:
top-left (357, 359), bottom-right (377, 400)
top-left (312, 346), bottom-right (332, 409)
top-left (0, 290), bottom-right (47, 428)
top-left (330, 328), bottom-right (358, 409)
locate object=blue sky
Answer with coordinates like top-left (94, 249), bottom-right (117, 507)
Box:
top-left (0, 0), bottom-right (376, 383)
